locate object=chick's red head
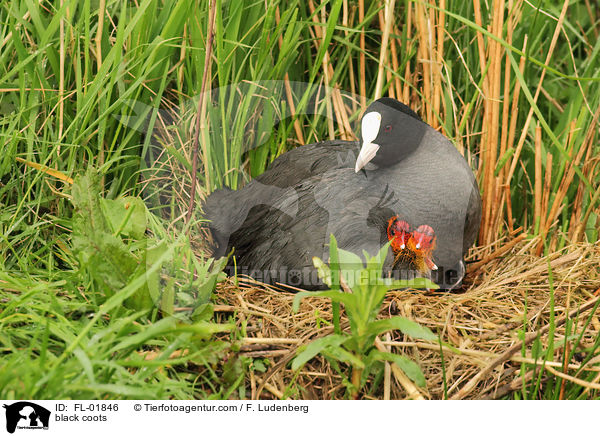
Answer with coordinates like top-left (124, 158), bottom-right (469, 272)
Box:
top-left (387, 217), bottom-right (412, 251)
top-left (412, 224), bottom-right (436, 252)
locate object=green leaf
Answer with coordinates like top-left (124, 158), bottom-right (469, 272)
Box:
top-left (328, 234), bottom-right (342, 334)
top-left (193, 255), bottom-right (230, 305)
top-left (71, 167), bottom-right (110, 234)
top-left (312, 256), bottom-right (332, 287)
top-left (146, 241), bottom-right (168, 304)
top-left (252, 359), bottom-right (267, 373)
top-left (328, 233), bottom-right (341, 290)
top-left (322, 347), bottom-right (364, 369)
top-left (128, 253), bottom-right (155, 311)
top-left (101, 196), bottom-right (148, 239)
top-left (367, 241), bottom-right (392, 274)
top-left (369, 350), bottom-right (427, 387)
top-left (367, 317), bottom-right (437, 341)
top-left (337, 247), bottom-right (364, 288)
top-left (494, 148), bottom-right (516, 177)
top-left (309, 0), bottom-right (343, 82)
top-left (191, 303), bottom-right (214, 322)
top-left (72, 348), bottom-right (96, 385)
top-left (70, 167), bottom-right (172, 310)
top-left (291, 334), bottom-right (349, 371)
top-left (175, 321), bottom-right (232, 339)
top-left (376, 276), bottom-right (439, 291)
top-left (110, 317), bottom-right (178, 353)
top-left (161, 276), bottom-right (175, 316)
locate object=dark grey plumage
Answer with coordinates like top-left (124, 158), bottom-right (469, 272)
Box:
top-left (204, 140), bottom-right (359, 254)
top-left (203, 98), bottom-right (481, 290)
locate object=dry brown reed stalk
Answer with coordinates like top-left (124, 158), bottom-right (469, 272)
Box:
top-left (319, 4), bottom-right (335, 140)
top-left (480, 0), bottom-right (572, 247)
top-left (308, 0), bottom-right (355, 140)
top-left (389, 29), bottom-right (401, 99)
top-left (359, 0), bottom-right (367, 110)
top-left (491, 0), bottom-right (523, 238)
top-left (545, 365), bottom-right (600, 391)
top-left (471, 0), bottom-right (487, 80)
top-left (275, 7), bottom-right (305, 145)
top-left (498, 0), bottom-right (517, 178)
top-left (496, 34), bottom-right (526, 234)
top-left (376, 9), bottom-right (393, 99)
top-left (569, 104), bottom-right (600, 242)
top-left (407, 0), bottom-right (445, 128)
top-left (432, 0), bottom-right (445, 129)
top-left (402, 5), bottom-right (413, 104)
top-left (95, 0), bottom-right (105, 68)
top-left (374, 0), bottom-right (396, 100)
top-left (414, 1), bottom-right (433, 124)
top-left (383, 332), bottom-right (392, 399)
top-left (534, 123), bottom-right (542, 235)
top-left (209, 240), bottom-right (600, 399)
top-left (536, 151), bottom-right (553, 256)
top-left (477, 0), bottom-right (505, 247)
top-left (466, 232), bottom-right (527, 273)
top-left (584, 0), bottom-right (599, 39)
top-left (488, 0), bottom-right (505, 239)
top-left (187, 0), bottom-right (216, 224)
top-left (343, 0), bottom-right (358, 115)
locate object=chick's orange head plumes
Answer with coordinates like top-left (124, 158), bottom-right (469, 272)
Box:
top-left (412, 224), bottom-right (436, 251)
top-left (410, 224), bottom-right (437, 271)
top-left (387, 217), bottom-right (438, 273)
top-left (387, 217), bottom-right (412, 251)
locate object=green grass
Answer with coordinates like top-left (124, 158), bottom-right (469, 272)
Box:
top-left (0, 0), bottom-right (598, 399)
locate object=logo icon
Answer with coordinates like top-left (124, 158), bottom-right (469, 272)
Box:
top-left (3, 402), bottom-right (50, 434)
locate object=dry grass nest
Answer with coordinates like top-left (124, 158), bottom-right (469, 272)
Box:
top-left (211, 237), bottom-right (600, 399)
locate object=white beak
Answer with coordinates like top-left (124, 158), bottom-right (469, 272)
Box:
top-left (355, 142), bottom-right (380, 172)
top-left (355, 111), bottom-right (382, 172)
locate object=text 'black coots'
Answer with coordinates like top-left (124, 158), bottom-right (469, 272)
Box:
top-left (204, 98), bottom-right (481, 290)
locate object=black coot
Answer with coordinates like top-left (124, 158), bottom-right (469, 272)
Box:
top-left (204, 98), bottom-right (481, 290)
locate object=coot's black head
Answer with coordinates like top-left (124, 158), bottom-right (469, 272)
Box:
top-left (355, 98), bottom-right (426, 172)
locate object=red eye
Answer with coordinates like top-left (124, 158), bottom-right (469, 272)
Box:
top-left (384, 125), bottom-right (392, 132)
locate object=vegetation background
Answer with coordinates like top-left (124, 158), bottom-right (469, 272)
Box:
top-left (0, 0), bottom-right (598, 399)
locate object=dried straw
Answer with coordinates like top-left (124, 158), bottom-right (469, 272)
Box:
top-left (209, 240), bottom-right (600, 399)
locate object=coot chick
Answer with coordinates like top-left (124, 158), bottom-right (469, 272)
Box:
top-left (204, 98), bottom-right (481, 290)
top-left (388, 218), bottom-right (437, 274)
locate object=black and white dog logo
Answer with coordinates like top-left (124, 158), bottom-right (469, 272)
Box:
top-left (3, 402), bottom-right (50, 433)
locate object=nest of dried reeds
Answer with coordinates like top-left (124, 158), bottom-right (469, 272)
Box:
top-left (212, 238), bottom-right (600, 399)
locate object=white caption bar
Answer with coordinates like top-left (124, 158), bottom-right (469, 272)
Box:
top-left (0, 400), bottom-right (593, 435)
